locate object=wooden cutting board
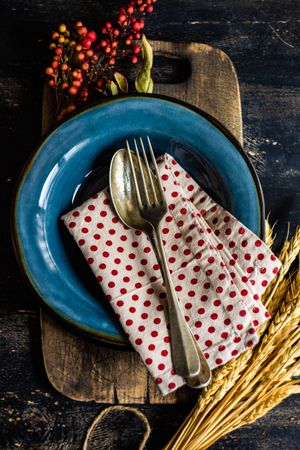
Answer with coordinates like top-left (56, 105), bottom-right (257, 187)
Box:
top-left (41, 41), bottom-right (243, 404)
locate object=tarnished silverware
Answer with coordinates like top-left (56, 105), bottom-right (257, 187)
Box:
top-left (110, 137), bottom-right (211, 386)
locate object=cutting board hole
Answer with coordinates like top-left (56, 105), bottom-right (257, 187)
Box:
top-left (152, 54), bottom-right (191, 84)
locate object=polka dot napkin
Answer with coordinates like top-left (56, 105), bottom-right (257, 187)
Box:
top-left (62, 153), bottom-right (281, 395)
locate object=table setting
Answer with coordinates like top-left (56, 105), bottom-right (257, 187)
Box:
top-left (2, 1), bottom-right (300, 449)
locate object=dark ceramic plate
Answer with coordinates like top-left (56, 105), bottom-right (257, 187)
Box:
top-left (13, 95), bottom-right (264, 344)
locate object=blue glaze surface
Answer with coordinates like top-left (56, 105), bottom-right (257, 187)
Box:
top-left (14, 95), bottom-right (264, 342)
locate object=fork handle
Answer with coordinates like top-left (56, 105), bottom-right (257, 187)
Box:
top-left (153, 225), bottom-right (202, 379)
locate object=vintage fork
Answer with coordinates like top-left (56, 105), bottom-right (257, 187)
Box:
top-left (126, 136), bottom-right (210, 381)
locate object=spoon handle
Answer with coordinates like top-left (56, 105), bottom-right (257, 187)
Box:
top-left (153, 224), bottom-right (202, 379)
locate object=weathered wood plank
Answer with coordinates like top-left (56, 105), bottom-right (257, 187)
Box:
top-left (1, 1), bottom-right (300, 448)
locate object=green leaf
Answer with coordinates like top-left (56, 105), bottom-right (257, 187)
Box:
top-left (114, 72), bottom-right (128, 93)
top-left (135, 35), bottom-right (154, 93)
top-left (109, 80), bottom-right (119, 96)
top-left (141, 34), bottom-right (153, 69)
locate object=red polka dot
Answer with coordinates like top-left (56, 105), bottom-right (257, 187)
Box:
top-left (161, 350), bottom-right (168, 357)
top-left (162, 174), bottom-right (169, 181)
top-left (87, 257), bottom-right (94, 264)
top-left (168, 382), bottom-right (176, 390)
top-left (100, 211), bottom-right (107, 217)
top-left (204, 282), bottom-right (211, 289)
top-left (187, 184), bottom-right (194, 191)
top-left (216, 358), bottom-right (223, 365)
top-left (158, 363), bottom-right (165, 371)
top-left (108, 281), bottom-right (115, 288)
top-left (208, 326), bottom-right (215, 333)
top-left (239, 227), bottom-right (245, 234)
top-left (129, 307), bottom-right (136, 313)
top-left (151, 331), bottom-right (158, 337)
top-left (120, 288), bottom-right (127, 294)
top-left (148, 344), bottom-right (155, 351)
top-left (211, 313), bottom-right (218, 320)
top-left (78, 239), bottom-right (85, 246)
top-left (231, 349), bottom-right (238, 356)
top-left (72, 211), bottom-right (80, 217)
top-left (188, 290), bottom-right (195, 297)
top-left (117, 300), bottom-right (124, 307)
top-left (111, 269), bottom-right (118, 276)
top-left (216, 286), bottom-right (223, 293)
top-left (221, 332), bottom-right (228, 339)
top-left (205, 339), bottom-right (212, 347)
top-left (105, 240), bottom-right (112, 246)
top-left (97, 223), bottom-right (104, 229)
top-left (241, 289), bottom-right (248, 296)
top-left (138, 325), bottom-right (145, 332)
top-left (81, 227), bottom-right (89, 233)
top-left (68, 221), bottom-right (76, 228)
top-left (103, 251), bottom-right (110, 258)
top-left (224, 319), bottom-right (231, 326)
top-left (135, 338), bottom-right (143, 345)
top-left (262, 280), bottom-right (268, 287)
top-left (226, 305), bottom-right (233, 312)
top-left (126, 319), bottom-right (133, 326)
top-left (171, 191), bottom-right (178, 198)
top-left (84, 216), bottom-right (92, 222)
top-left (239, 309), bottom-right (247, 317)
top-left (145, 358), bottom-right (152, 365)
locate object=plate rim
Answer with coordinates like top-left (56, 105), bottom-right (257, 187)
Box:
top-left (12, 93), bottom-right (265, 345)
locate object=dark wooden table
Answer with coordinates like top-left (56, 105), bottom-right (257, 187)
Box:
top-left (1, 1), bottom-right (300, 449)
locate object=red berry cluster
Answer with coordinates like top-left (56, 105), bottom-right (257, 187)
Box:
top-left (45, 0), bottom-right (157, 119)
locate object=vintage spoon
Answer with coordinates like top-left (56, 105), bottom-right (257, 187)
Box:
top-left (109, 148), bottom-right (211, 387)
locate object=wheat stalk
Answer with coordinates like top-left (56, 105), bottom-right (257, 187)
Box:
top-left (164, 225), bottom-right (300, 450)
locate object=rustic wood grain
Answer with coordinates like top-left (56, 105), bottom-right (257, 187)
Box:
top-left (40, 40), bottom-right (243, 405)
top-left (2, 1), bottom-right (300, 448)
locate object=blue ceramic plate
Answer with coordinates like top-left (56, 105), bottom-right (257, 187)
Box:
top-left (13, 95), bottom-right (264, 344)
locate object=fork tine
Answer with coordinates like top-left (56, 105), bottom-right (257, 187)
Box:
top-left (126, 140), bottom-right (143, 209)
top-left (147, 136), bottom-right (165, 201)
top-left (133, 138), bottom-right (151, 207)
top-left (139, 137), bottom-right (159, 205)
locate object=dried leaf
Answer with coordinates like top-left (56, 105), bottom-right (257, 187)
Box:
top-left (135, 35), bottom-right (153, 93)
top-left (109, 80), bottom-right (119, 96)
top-left (114, 72), bottom-right (128, 93)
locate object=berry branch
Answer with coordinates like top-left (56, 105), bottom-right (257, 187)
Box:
top-left (45, 0), bottom-right (157, 120)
